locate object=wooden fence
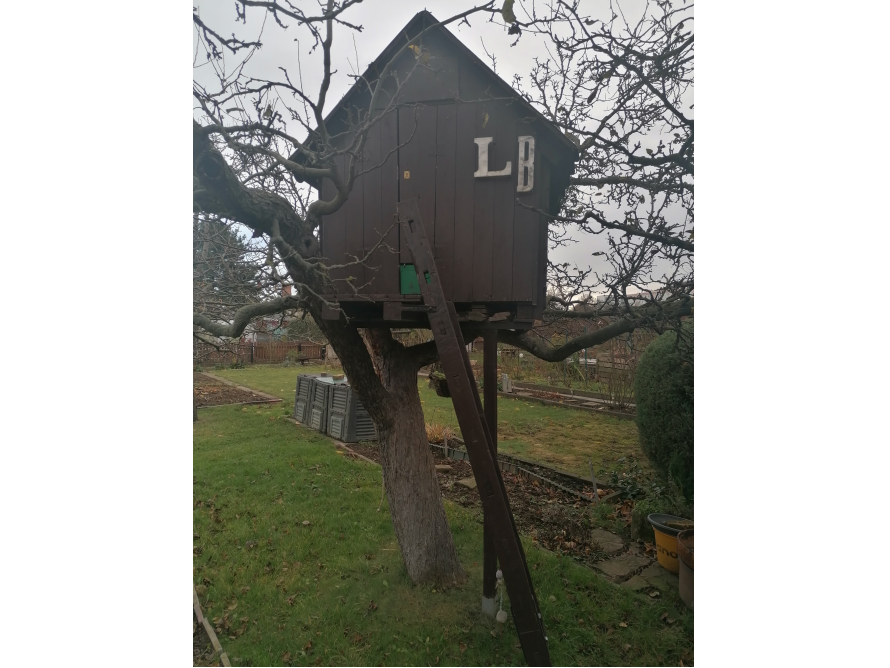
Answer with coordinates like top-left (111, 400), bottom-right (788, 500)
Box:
top-left (594, 354), bottom-right (634, 380)
top-left (194, 340), bottom-right (326, 367)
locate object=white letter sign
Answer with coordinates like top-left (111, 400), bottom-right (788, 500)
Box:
top-left (474, 137), bottom-right (512, 178)
top-left (517, 136), bottom-right (534, 192)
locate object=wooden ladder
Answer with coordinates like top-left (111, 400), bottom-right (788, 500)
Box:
top-left (397, 199), bottom-right (551, 666)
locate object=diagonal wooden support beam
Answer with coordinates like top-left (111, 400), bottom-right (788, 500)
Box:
top-left (397, 199), bottom-right (551, 666)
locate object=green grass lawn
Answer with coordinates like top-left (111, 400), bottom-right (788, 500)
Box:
top-left (209, 365), bottom-right (645, 480)
top-left (194, 403), bottom-right (693, 666)
top-left (419, 383), bottom-right (645, 480)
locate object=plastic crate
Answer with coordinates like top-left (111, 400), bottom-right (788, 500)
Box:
top-left (326, 384), bottom-right (377, 442)
top-left (293, 373), bottom-right (321, 423)
top-left (309, 375), bottom-right (348, 433)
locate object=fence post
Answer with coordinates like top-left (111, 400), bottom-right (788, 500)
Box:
top-left (250, 344), bottom-right (254, 365)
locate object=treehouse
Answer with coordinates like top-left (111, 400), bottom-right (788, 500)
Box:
top-left (303, 11), bottom-right (579, 328)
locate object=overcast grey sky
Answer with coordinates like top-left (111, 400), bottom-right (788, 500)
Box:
top-left (193, 0), bottom-right (684, 292)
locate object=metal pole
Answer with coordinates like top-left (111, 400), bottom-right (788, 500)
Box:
top-left (482, 328), bottom-right (499, 614)
top-left (584, 324), bottom-right (588, 389)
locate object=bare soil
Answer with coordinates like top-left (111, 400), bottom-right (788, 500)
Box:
top-left (194, 372), bottom-right (275, 407)
top-left (193, 616), bottom-right (221, 666)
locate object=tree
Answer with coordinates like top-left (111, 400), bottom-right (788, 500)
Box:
top-left (193, 214), bottom-right (273, 344)
top-left (499, 0), bottom-right (694, 356)
top-left (285, 312), bottom-right (327, 344)
top-left (192, 0), bottom-right (693, 585)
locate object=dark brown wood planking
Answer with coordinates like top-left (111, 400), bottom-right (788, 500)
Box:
top-left (434, 103), bottom-right (457, 296)
top-left (342, 145), bottom-right (366, 292)
top-left (398, 105), bottom-right (437, 264)
top-left (452, 101), bottom-right (477, 304)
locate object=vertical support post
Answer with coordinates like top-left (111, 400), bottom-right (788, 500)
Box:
top-left (482, 328), bottom-right (499, 614)
top-left (584, 323), bottom-right (588, 389)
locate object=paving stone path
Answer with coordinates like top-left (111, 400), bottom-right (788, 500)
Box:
top-left (587, 527), bottom-right (680, 600)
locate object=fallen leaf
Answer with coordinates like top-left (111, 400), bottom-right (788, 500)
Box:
top-left (459, 643), bottom-right (467, 654)
top-left (650, 590), bottom-right (661, 598)
top-left (302, 520), bottom-right (311, 526)
top-left (623, 644), bottom-right (631, 651)
top-left (303, 640), bottom-right (312, 651)
top-left (619, 622), bottom-right (628, 628)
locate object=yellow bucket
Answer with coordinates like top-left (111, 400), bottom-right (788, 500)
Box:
top-left (648, 514), bottom-right (693, 575)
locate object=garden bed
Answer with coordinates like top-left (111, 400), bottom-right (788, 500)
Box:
top-left (193, 615), bottom-right (220, 666)
top-left (504, 389), bottom-right (636, 421)
top-left (347, 440), bottom-right (645, 571)
top-left (194, 372), bottom-right (280, 408)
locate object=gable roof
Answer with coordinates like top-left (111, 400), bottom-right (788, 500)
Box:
top-left (321, 10), bottom-right (579, 155)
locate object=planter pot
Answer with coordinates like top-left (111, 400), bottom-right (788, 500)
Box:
top-left (647, 513), bottom-right (693, 574)
top-left (677, 528), bottom-right (693, 609)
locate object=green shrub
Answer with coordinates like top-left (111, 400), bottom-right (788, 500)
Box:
top-left (634, 494), bottom-right (693, 522)
top-left (634, 320), bottom-right (694, 500)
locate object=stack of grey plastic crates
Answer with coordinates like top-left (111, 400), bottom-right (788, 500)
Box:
top-left (327, 383), bottom-right (377, 442)
top-left (292, 372), bottom-right (376, 442)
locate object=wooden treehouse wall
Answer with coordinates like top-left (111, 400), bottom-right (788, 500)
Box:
top-left (319, 28), bottom-right (571, 316)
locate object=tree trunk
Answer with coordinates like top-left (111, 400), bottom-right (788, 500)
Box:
top-left (316, 320), bottom-right (466, 586)
top-left (373, 343), bottom-right (466, 585)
